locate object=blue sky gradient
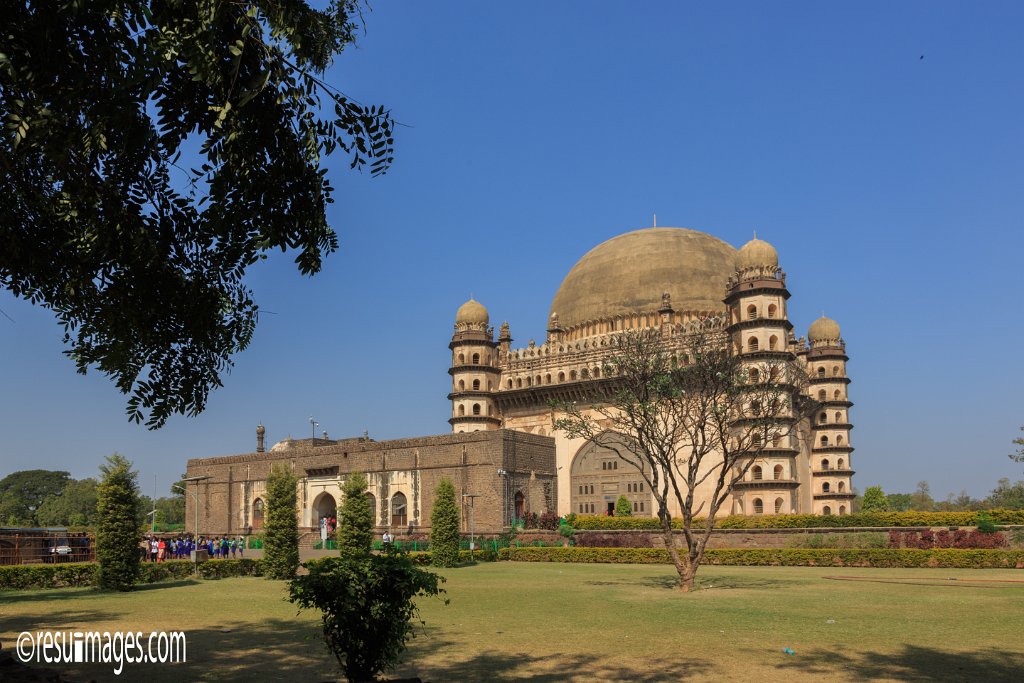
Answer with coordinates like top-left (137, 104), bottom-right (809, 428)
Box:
top-left (1, 1), bottom-right (1022, 502)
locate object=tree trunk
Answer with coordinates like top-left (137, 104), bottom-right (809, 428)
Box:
top-left (659, 518), bottom-right (689, 590)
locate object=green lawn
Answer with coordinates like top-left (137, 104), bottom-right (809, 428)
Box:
top-left (2, 564), bottom-right (1024, 681)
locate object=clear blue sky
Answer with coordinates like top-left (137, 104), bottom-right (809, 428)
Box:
top-left (1, 1), bottom-right (1022, 502)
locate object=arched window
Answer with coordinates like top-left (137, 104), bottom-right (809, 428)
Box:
top-left (753, 498), bottom-right (764, 514)
top-left (545, 374), bottom-right (551, 384)
top-left (818, 367), bottom-right (826, 378)
top-left (570, 370), bottom-right (577, 380)
top-left (767, 304), bottom-right (778, 319)
top-left (458, 405), bottom-right (465, 416)
top-left (823, 505), bottom-right (832, 515)
top-left (366, 493), bottom-right (377, 526)
top-left (581, 368), bottom-right (590, 379)
top-left (391, 493), bottom-right (408, 527)
top-left (835, 411), bottom-right (842, 423)
top-left (832, 365), bottom-right (840, 376)
top-left (752, 433), bottom-right (762, 447)
top-left (820, 435), bottom-right (829, 446)
top-left (769, 335), bottom-right (778, 351)
top-left (747, 304), bottom-right (758, 320)
top-left (472, 353), bottom-right (480, 364)
top-left (838, 481), bottom-right (846, 492)
top-left (772, 433), bottom-right (781, 447)
top-left (472, 379), bottom-right (480, 390)
top-left (458, 380), bottom-right (465, 391)
top-left (535, 375), bottom-right (541, 386)
top-left (558, 372), bottom-right (565, 382)
top-left (752, 465), bottom-right (763, 480)
top-left (818, 390), bottom-right (826, 401)
top-left (514, 492), bottom-right (525, 520)
top-left (594, 367), bottom-right (601, 378)
top-left (506, 379), bottom-right (512, 389)
top-left (749, 368), bottom-right (760, 383)
top-left (774, 497), bottom-right (784, 513)
top-left (516, 378), bottom-right (523, 388)
top-left (837, 458), bottom-right (844, 469)
top-left (822, 482), bottom-right (831, 493)
top-left (821, 459), bottom-right (829, 470)
top-left (458, 353), bottom-right (465, 364)
top-left (837, 435), bottom-right (844, 445)
top-left (818, 412), bottom-right (827, 424)
top-left (834, 390), bottom-right (841, 400)
top-left (748, 336), bottom-right (759, 352)
top-left (773, 464), bottom-right (783, 480)
top-left (751, 400), bottom-right (761, 415)
top-left (252, 499), bottom-right (264, 529)
top-left (472, 403), bottom-right (481, 415)
top-left (839, 505), bottom-right (846, 515)
top-left (526, 376), bottom-right (532, 387)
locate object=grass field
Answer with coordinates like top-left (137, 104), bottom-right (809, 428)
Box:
top-left (2, 563), bottom-right (1024, 681)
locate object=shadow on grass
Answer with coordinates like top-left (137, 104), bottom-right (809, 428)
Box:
top-left (0, 609), bottom-right (123, 635)
top-left (775, 644), bottom-right (1024, 682)
top-left (399, 637), bottom-right (711, 682)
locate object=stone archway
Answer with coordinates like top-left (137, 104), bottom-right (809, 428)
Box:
top-left (312, 492), bottom-right (337, 525)
top-left (569, 433), bottom-right (650, 517)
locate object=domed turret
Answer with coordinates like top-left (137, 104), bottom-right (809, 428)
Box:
top-left (808, 315), bottom-right (841, 344)
top-left (736, 237), bottom-right (779, 270)
top-left (455, 298), bottom-right (489, 326)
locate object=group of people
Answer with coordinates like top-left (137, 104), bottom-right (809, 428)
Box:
top-left (141, 535), bottom-right (247, 562)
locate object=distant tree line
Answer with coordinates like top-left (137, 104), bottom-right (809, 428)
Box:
top-left (0, 468), bottom-right (184, 528)
top-left (858, 478), bottom-right (1024, 513)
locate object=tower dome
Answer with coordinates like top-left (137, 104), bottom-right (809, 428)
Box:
top-left (549, 228), bottom-right (736, 331)
top-left (455, 298), bottom-right (489, 325)
top-left (808, 315), bottom-right (841, 343)
top-left (736, 237), bottom-right (779, 270)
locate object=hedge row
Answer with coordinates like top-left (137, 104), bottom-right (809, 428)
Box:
top-left (498, 546), bottom-right (1024, 568)
top-left (570, 510), bottom-right (1024, 530)
top-left (0, 559), bottom-right (264, 591)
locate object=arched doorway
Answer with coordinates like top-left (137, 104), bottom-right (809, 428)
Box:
top-left (514, 492), bottom-right (525, 521)
top-left (252, 499), bottom-right (264, 530)
top-left (391, 492), bottom-right (408, 527)
top-left (312, 492), bottom-right (337, 525)
top-left (570, 433), bottom-right (649, 516)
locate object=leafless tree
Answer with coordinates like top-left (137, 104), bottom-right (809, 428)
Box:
top-left (553, 327), bottom-right (815, 591)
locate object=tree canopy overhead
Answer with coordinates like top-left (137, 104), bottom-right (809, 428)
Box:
top-left (1, 0), bottom-right (394, 428)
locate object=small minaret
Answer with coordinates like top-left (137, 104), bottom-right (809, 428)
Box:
top-left (256, 423), bottom-right (265, 453)
top-left (448, 298), bottom-right (501, 433)
top-left (806, 315), bottom-right (855, 515)
top-left (725, 236), bottom-right (798, 515)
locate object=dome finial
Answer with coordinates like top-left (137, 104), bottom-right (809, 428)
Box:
top-left (653, 213), bottom-right (657, 227)
top-left (753, 229), bottom-right (757, 239)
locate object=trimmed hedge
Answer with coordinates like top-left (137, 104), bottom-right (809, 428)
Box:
top-left (0, 559), bottom-right (265, 591)
top-left (571, 510), bottom-right (1024, 530)
top-left (498, 546), bottom-right (1024, 568)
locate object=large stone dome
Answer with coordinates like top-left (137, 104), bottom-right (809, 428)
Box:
top-left (549, 228), bottom-right (737, 330)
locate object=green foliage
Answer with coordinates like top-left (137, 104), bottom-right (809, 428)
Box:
top-left (986, 478), bottom-right (1024, 510)
top-left (861, 486), bottom-right (889, 512)
top-left (95, 454), bottom-right (142, 591)
top-left (975, 512), bottom-right (998, 534)
top-left (615, 495), bottom-right (633, 517)
top-left (1, 0), bottom-right (394, 428)
top-left (336, 473), bottom-right (372, 557)
top-left (0, 470), bottom-right (72, 526)
top-left (569, 510), bottom-right (1024, 530)
top-left (430, 479), bottom-right (461, 567)
top-left (886, 493), bottom-right (913, 512)
top-left (35, 478), bottom-right (98, 527)
top-left (263, 464), bottom-right (299, 580)
top-left (1009, 425), bottom-right (1024, 464)
top-left (498, 546), bottom-right (1024, 568)
top-left (0, 559), bottom-right (264, 591)
top-left (289, 553), bottom-right (446, 682)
